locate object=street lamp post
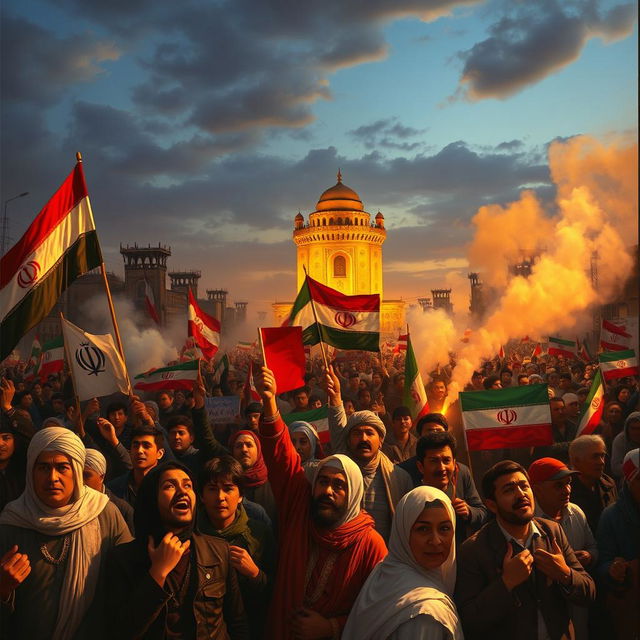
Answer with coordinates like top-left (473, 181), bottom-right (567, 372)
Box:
top-left (1, 191), bottom-right (29, 257)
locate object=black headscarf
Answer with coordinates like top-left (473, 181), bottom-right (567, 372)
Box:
top-left (134, 460), bottom-right (197, 546)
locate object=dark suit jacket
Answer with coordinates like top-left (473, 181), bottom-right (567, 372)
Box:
top-left (454, 517), bottom-right (595, 640)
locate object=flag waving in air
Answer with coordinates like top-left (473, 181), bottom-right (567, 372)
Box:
top-left (599, 349), bottom-right (639, 381)
top-left (286, 274), bottom-right (380, 352)
top-left (37, 336), bottom-right (65, 379)
top-left (144, 279), bottom-right (160, 324)
top-left (600, 319), bottom-right (632, 352)
top-left (188, 288), bottom-right (220, 359)
top-left (61, 317), bottom-right (131, 401)
top-left (575, 369), bottom-right (605, 437)
top-left (547, 336), bottom-right (577, 359)
top-left (460, 384), bottom-right (552, 451)
top-left (403, 333), bottom-right (430, 420)
top-left (0, 161), bottom-right (102, 360)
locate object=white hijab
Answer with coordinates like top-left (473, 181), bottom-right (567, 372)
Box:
top-left (0, 427), bottom-right (109, 640)
top-left (342, 486), bottom-right (463, 640)
top-left (311, 454), bottom-right (364, 526)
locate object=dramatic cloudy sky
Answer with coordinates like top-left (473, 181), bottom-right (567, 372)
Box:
top-left (2, 0), bottom-right (637, 317)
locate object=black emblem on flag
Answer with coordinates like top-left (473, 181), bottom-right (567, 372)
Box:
top-left (75, 342), bottom-right (106, 376)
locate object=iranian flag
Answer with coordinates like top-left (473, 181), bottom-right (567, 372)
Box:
top-left (600, 319), bottom-right (632, 352)
top-left (460, 384), bottom-right (552, 451)
top-left (188, 288), bottom-right (220, 359)
top-left (144, 279), bottom-right (160, 324)
top-left (547, 336), bottom-right (577, 359)
top-left (403, 334), bottom-right (430, 420)
top-left (134, 359), bottom-right (199, 391)
top-left (242, 360), bottom-right (261, 405)
top-left (286, 275), bottom-right (380, 352)
top-left (0, 161), bottom-right (102, 360)
top-left (575, 369), bottom-right (605, 437)
top-left (577, 338), bottom-right (593, 363)
top-left (37, 336), bottom-right (65, 379)
top-left (24, 335), bottom-right (42, 380)
top-left (599, 349), bottom-right (639, 381)
top-left (236, 341), bottom-right (254, 352)
top-left (283, 406), bottom-right (330, 444)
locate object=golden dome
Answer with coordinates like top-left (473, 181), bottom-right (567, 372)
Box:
top-left (315, 170), bottom-right (364, 212)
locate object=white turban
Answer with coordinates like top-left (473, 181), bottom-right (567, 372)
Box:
top-left (84, 448), bottom-right (107, 477)
top-left (0, 427), bottom-right (109, 640)
top-left (312, 454), bottom-right (364, 526)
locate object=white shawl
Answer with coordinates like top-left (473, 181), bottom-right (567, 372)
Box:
top-left (342, 486), bottom-right (463, 640)
top-left (0, 427), bottom-right (109, 640)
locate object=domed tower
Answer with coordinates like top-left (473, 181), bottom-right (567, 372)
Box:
top-left (293, 171), bottom-right (385, 297)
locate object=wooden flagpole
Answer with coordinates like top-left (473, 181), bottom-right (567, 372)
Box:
top-left (76, 151), bottom-right (132, 397)
top-left (302, 266), bottom-right (329, 371)
top-left (59, 312), bottom-right (85, 438)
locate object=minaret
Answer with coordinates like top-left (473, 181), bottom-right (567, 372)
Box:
top-left (431, 289), bottom-right (453, 315)
top-left (207, 289), bottom-right (228, 323)
top-left (169, 270), bottom-right (201, 299)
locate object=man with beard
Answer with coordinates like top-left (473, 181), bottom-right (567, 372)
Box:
top-left (455, 460), bottom-right (595, 640)
top-left (326, 365), bottom-right (413, 542)
top-left (106, 461), bottom-right (248, 639)
top-left (255, 366), bottom-right (386, 640)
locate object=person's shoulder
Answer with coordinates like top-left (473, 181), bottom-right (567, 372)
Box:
top-left (459, 518), bottom-right (497, 552)
top-left (566, 502), bottom-right (588, 522)
top-left (600, 473), bottom-right (617, 489)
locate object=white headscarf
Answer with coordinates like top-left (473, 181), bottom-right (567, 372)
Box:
top-left (0, 427), bottom-right (109, 640)
top-left (342, 486), bottom-right (463, 640)
top-left (311, 454), bottom-right (364, 526)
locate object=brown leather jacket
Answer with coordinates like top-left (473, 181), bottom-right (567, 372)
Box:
top-left (454, 517), bottom-right (595, 640)
top-left (107, 532), bottom-right (249, 639)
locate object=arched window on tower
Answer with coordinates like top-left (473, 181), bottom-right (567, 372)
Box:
top-left (333, 255), bottom-right (347, 277)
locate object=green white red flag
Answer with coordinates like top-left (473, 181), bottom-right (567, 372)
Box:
top-left (61, 317), bottom-right (131, 401)
top-left (188, 288), bottom-right (220, 359)
top-left (403, 333), bottom-right (430, 420)
top-left (286, 275), bottom-right (380, 352)
top-left (598, 349), bottom-right (639, 381)
top-left (460, 383), bottom-right (552, 451)
top-left (577, 337), bottom-right (593, 363)
top-left (394, 334), bottom-right (408, 353)
top-left (242, 360), bottom-right (261, 405)
top-left (24, 335), bottom-right (42, 381)
top-left (0, 162), bottom-right (102, 360)
top-left (547, 336), bottom-right (577, 359)
top-left (600, 319), bottom-right (632, 352)
top-left (37, 336), bottom-right (65, 379)
top-left (236, 341), bottom-right (255, 352)
top-left (134, 359), bottom-right (199, 391)
top-left (283, 406), bottom-right (330, 444)
top-left (575, 369), bottom-right (605, 437)
top-left (144, 279), bottom-right (160, 324)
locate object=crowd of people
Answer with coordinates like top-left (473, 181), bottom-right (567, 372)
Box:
top-left (0, 347), bottom-right (638, 639)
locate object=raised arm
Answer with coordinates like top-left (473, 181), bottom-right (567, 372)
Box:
top-left (326, 365), bottom-right (348, 451)
top-left (255, 366), bottom-right (311, 520)
top-left (191, 374), bottom-right (227, 459)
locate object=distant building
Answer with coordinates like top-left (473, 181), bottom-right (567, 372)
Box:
top-left (272, 171), bottom-right (405, 335)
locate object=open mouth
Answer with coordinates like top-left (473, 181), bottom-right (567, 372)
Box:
top-left (172, 497), bottom-right (191, 513)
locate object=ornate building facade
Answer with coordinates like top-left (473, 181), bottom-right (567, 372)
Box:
top-left (273, 172), bottom-right (405, 336)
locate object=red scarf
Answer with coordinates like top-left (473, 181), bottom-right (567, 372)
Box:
top-left (229, 430), bottom-right (268, 488)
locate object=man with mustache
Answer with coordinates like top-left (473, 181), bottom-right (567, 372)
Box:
top-left (106, 461), bottom-right (249, 639)
top-left (326, 365), bottom-right (412, 542)
top-left (455, 460), bottom-right (595, 640)
top-left (255, 367), bottom-right (386, 640)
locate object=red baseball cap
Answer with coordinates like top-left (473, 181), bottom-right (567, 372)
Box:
top-left (528, 457), bottom-right (579, 484)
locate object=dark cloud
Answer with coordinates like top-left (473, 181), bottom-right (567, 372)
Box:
top-left (349, 118), bottom-right (427, 151)
top-left (456, 0), bottom-right (637, 100)
top-left (496, 139), bottom-right (524, 151)
top-left (1, 10), bottom-right (119, 106)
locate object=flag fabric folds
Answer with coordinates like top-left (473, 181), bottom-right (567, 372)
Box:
top-left (403, 334), bottom-right (430, 420)
top-left (0, 162), bottom-right (102, 360)
top-left (283, 406), bottom-right (330, 444)
top-left (24, 335), bottom-right (42, 380)
top-left (393, 334), bottom-right (408, 353)
top-left (188, 288), bottom-right (220, 359)
top-left (134, 360), bottom-right (200, 391)
top-left (144, 279), bottom-right (160, 324)
top-left (242, 360), bottom-right (261, 405)
top-left (598, 349), bottom-right (639, 381)
top-left (259, 326), bottom-right (306, 394)
top-left (61, 317), bottom-right (130, 401)
top-left (286, 275), bottom-right (380, 352)
top-left (460, 384), bottom-right (552, 451)
top-left (547, 337), bottom-right (577, 360)
top-left (600, 319), bottom-right (632, 352)
top-left (575, 369), bottom-right (605, 437)
top-left (37, 336), bottom-right (65, 379)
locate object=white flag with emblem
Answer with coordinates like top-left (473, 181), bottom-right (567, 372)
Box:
top-left (61, 317), bottom-right (131, 401)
